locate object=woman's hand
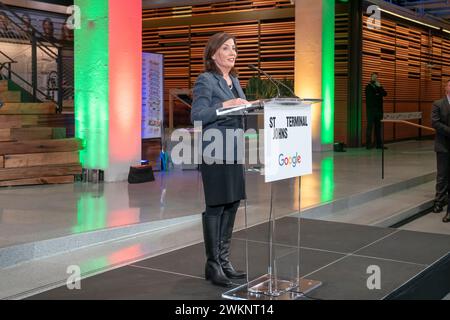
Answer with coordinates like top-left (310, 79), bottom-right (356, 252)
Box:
top-left (222, 98), bottom-right (250, 109)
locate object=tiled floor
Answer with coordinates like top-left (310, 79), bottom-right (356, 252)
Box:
top-left (28, 218), bottom-right (450, 300)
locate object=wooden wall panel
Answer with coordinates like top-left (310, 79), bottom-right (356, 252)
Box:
top-left (259, 21), bottom-right (295, 81)
top-left (144, 1), bottom-right (449, 145)
top-left (142, 1), bottom-right (294, 128)
top-left (143, 1), bottom-right (293, 20)
top-left (335, 11), bottom-right (349, 144)
top-left (363, 12), bottom-right (450, 143)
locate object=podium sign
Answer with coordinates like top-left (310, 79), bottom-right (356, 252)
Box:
top-left (222, 98), bottom-right (321, 300)
top-left (264, 101), bottom-right (312, 183)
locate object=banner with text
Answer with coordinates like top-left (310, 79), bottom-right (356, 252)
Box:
top-left (142, 52), bottom-right (164, 139)
top-left (264, 102), bottom-right (312, 183)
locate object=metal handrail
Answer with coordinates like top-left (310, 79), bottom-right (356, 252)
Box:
top-left (0, 1), bottom-right (62, 50)
top-left (0, 50), bottom-right (17, 80)
top-left (0, 62), bottom-right (50, 101)
top-left (381, 119), bottom-right (435, 133)
top-left (0, 50), bottom-right (17, 63)
top-left (379, 119), bottom-right (435, 180)
top-left (0, 1), bottom-right (65, 112)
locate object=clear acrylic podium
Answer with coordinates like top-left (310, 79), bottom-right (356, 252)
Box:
top-left (219, 98), bottom-right (322, 300)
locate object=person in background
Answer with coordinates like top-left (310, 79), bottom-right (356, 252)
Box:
top-left (191, 32), bottom-right (248, 287)
top-left (431, 79), bottom-right (450, 222)
top-left (0, 11), bottom-right (17, 38)
top-left (365, 72), bottom-right (388, 150)
top-left (41, 17), bottom-right (56, 43)
top-left (0, 11), bottom-right (7, 32)
top-left (60, 22), bottom-right (74, 43)
top-left (18, 13), bottom-right (33, 39)
top-left (22, 13), bottom-right (32, 32)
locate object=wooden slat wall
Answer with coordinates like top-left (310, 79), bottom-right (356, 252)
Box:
top-left (143, 1), bottom-right (293, 20)
top-left (143, 1), bottom-right (450, 144)
top-left (363, 13), bottom-right (450, 143)
top-left (143, 1), bottom-right (294, 128)
top-left (335, 11), bottom-right (350, 144)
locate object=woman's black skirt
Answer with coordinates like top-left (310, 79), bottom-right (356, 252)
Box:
top-left (200, 162), bottom-right (246, 206)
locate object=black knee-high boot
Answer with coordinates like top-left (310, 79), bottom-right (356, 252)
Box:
top-left (219, 202), bottom-right (246, 279)
top-left (202, 212), bottom-right (233, 287)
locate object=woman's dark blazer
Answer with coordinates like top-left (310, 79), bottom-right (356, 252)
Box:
top-left (191, 71), bottom-right (246, 162)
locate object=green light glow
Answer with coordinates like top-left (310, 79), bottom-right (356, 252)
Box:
top-left (73, 193), bottom-right (107, 233)
top-left (75, 0), bottom-right (109, 169)
top-left (320, 156), bottom-right (334, 202)
top-left (79, 256), bottom-right (110, 274)
top-left (321, 0), bottom-right (335, 144)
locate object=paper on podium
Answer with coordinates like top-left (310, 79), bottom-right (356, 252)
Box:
top-left (216, 98), bottom-right (321, 117)
top-left (266, 98), bottom-right (322, 106)
top-left (216, 100), bottom-right (262, 116)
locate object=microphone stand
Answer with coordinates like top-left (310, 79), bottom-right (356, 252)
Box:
top-left (248, 64), bottom-right (299, 99)
top-left (248, 64), bottom-right (281, 98)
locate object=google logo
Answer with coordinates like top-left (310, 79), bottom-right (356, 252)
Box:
top-left (278, 153), bottom-right (302, 167)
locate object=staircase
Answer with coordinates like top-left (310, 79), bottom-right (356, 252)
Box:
top-left (0, 79), bottom-right (82, 187)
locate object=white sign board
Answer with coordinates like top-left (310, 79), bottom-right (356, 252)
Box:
top-left (142, 52), bottom-right (164, 139)
top-left (383, 112), bottom-right (422, 120)
top-left (264, 101), bottom-right (312, 183)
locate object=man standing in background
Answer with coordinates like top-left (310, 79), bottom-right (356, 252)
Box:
top-left (431, 80), bottom-right (450, 222)
top-left (365, 73), bottom-right (388, 149)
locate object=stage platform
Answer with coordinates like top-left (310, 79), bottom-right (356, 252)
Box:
top-left (27, 217), bottom-right (450, 300)
top-left (1, 140), bottom-right (449, 299)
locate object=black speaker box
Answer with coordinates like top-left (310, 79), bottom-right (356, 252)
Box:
top-left (334, 142), bottom-right (346, 152)
top-left (128, 165), bottom-right (155, 184)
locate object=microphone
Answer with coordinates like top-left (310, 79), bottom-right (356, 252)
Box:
top-left (248, 64), bottom-right (281, 98)
top-left (248, 64), bottom-right (299, 99)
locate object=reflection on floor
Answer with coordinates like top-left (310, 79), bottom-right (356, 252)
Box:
top-left (1, 140), bottom-right (449, 299)
top-left (0, 140), bottom-right (438, 248)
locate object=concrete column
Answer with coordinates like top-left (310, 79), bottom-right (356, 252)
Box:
top-left (294, 0), bottom-right (335, 152)
top-left (75, 0), bottom-right (142, 182)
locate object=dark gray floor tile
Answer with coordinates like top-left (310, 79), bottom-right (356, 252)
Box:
top-left (234, 217), bottom-right (396, 253)
top-left (27, 266), bottom-right (226, 300)
top-left (27, 220), bottom-right (446, 300)
top-left (303, 255), bottom-right (426, 300)
top-left (134, 239), bottom-right (345, 282)
top-left (355, 230), bottom-right (450, 265)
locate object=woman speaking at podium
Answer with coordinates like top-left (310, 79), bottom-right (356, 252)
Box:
top-left (191, 32), bottom-right (249, 287)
